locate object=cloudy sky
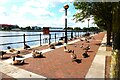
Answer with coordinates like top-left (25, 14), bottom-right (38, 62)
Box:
top-left (0, 0), bottom-right (96, 28)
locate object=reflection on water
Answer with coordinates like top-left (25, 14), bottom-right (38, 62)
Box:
top-left (0, 31), bottom-right (84, 50)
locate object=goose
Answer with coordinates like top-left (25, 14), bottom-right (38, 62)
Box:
top-left (24, 44), bottom-right (30, 49)
top-left (83, 45), bottom-right (90, 51)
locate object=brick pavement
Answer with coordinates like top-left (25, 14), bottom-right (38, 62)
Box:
top-left (16, 32), bottom-right (105, 78)
top-left (1, 32), bottom-right (105, 79)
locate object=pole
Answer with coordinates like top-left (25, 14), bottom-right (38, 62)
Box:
top-left (88, 19), bottom-right (90, 33)
top-left (65, 9), bottom-right (67, 44)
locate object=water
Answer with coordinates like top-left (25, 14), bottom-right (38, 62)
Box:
top-left (0, 31), bottom-right (85, 50)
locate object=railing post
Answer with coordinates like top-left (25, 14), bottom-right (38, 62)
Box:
top-left (42, 38), bottom-right (44, 43)
top-left (62, 33), bottom-right (64, 37)
top-left (40, 34), bottom-right (41, 46)
top-left (71, 31), bottom-right (73, 38)
top-left (75, 31), bottom-right (76, 37)
top-left (23, 34), bottom-right (25, 47)
top-left (78, 32), bottom-right (79, 37)
top-left (55, 33), bottom-right (56, 43)
top-left (49, 34), bottom-right (51, 45)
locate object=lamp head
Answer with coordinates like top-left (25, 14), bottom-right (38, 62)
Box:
top-left (64, 4), bottom-right (69, 10)
top-left (88, 19), bottom-right (90, 21)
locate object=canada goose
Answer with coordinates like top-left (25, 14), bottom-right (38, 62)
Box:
top-left (71, 50), bottom-right (77, 62)
top-left (80, 38), bottom-right (84, 41)
top-left (24, 44), bottom-right (30, 49)
top-left (12, 56), bottom-right (24, 65)
top-left (49, 44), bottom-right (55, 49)
top-left (0, 51), bottom-right (6, 59)
top-left (32, 50), bottom-right (43, 58)
top-left (64, 46), bottom-right (72, 53)
top-left (83, 45), bottom-right (90, 51)
top-left (7, 46), bottom-right (16, 52)
top-left (82, 50), bottom-right (89, 58)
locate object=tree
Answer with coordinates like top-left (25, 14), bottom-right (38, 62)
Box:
top-left (67, 27), bottom-right (73, 30)
top-left (73, 1), bottom-right (120, 78)
top-left (89, 27), bottom-right (100, 32)
top-left (111, 2), bottom-right (120, 78)
top-left (25, 26), bottom-right (31, 30)
top-left (74, 27), bottom-right (81, 31)
top-left (73, 2), bottom-right (113, 45)
top-left (112, 2), bottom-right (120, 50)
top-left (82, 27), bottom-right (87, 32)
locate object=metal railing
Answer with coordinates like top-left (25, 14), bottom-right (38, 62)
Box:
top-left (0, 31), bottom-right (83, 50)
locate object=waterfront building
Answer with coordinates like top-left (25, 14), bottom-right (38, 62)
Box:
top-left (31, 26), bottom-right (41, 30)
top-left (0, 24), bottom-right (19, 30)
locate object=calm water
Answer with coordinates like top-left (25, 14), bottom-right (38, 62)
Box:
top-left (0, 31), bottom-right (85, 50)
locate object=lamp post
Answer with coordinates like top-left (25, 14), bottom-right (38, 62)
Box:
top-left (64, 4), bottom-right (69, 44)
top-left (88, 19), bottom-right (90, 33)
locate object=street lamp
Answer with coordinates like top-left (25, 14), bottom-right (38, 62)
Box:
top-left (64, 4), bottom-right (69, 44)
top-left (88, 19), bottom-right (90, 33)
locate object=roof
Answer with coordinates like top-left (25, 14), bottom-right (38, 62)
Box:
top-left (0, 24), bottom-right (14, 27)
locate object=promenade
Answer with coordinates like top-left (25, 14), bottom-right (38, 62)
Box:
top-left (0, 32), bottom-right (111, 79)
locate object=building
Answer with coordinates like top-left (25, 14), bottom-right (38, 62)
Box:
top-left (0, 24), bottom-right (12, 30)
top-left (41, 27), bottom-right (63, 31)
top-left (31, 26), bottom-right (41, 30)
top-left (0, 24), bottom-right (19, 30)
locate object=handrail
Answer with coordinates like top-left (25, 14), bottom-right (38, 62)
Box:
top-left (0, 41), bottom-right (24, 45)
top-left (0, 31), bottom-right (83, 50)
top-left (0, 35), bottom-right (23, 37)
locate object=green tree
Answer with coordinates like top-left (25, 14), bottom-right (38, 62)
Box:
top-left (89, 27), bottom-right (100, 32)
top-left (67, 27), bottom-right (73, 30)
top-left (73, 1), bottom-right (120, 78)
top-left (111, 2), bottom-right (120, 79)
top-left (112, 2), bottom-right (120, 50)
top-left (82, 27), bottom-right (87, 32)
top-left (74, 27), bottom-right (81, 31)
top-left (25, 26), bottom-right (31, 30)
top-left (73, 2), bottom-right (112, 45)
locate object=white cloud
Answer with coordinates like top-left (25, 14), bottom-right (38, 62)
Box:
top-left (11, 5), bottom-right (18, 12)
top-left (0, 7), bottom-right (6, 14)
top-left (0, 0), bottom-right (96, 28)
top-left (0, 0), bottom-right (9, 4)
top-left (0, 0), bottom-right (57, 27)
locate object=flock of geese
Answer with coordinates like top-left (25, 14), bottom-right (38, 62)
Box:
top-left (0, 34), bottom-right (95, 64)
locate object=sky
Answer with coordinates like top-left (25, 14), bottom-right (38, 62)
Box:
top-left (0, 0), bottom-right (97, 29)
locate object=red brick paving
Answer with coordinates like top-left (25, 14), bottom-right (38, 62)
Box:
top-left (0, 32), bottom-right (105, 79)
top-left (12, 32), bottom-right (105, 78)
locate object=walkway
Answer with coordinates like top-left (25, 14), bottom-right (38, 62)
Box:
top-left (1, 39), bottom-right (80, 79)
top-left (85, 34), bottom-right (111, 78)
top-left (0, 32), bottom-right (108, 79)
